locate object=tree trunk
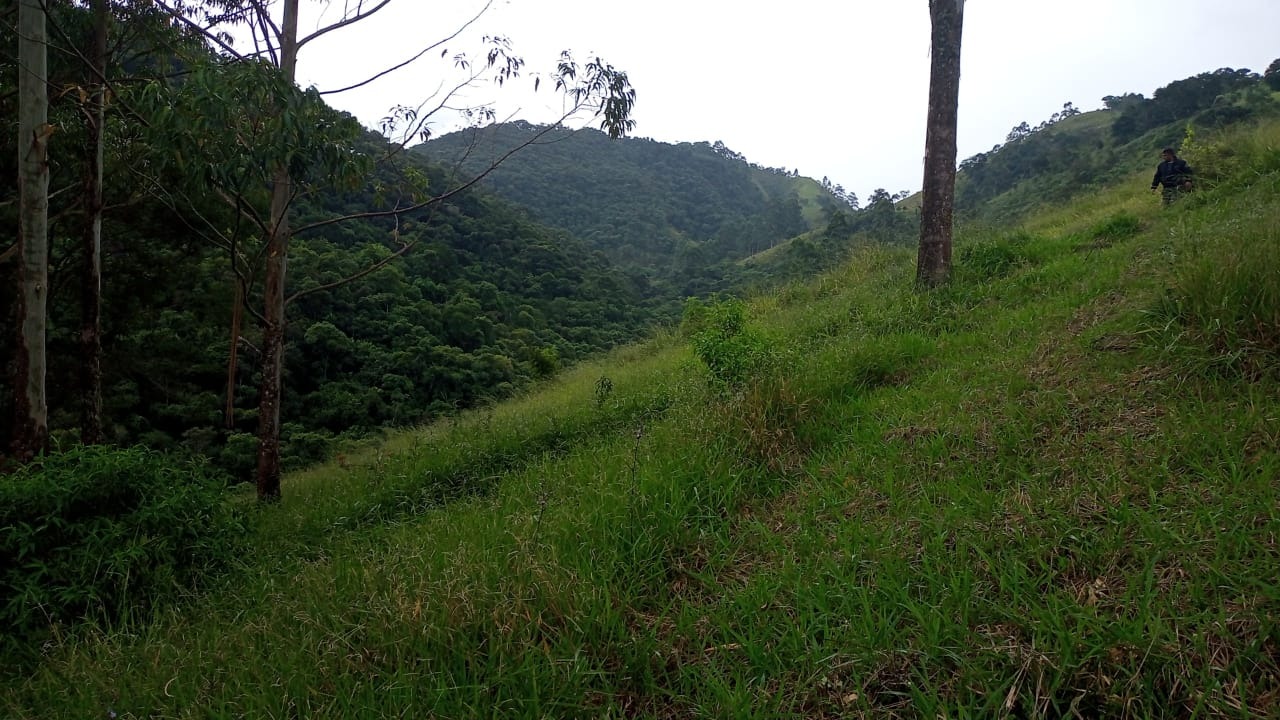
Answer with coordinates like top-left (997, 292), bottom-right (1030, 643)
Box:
top-left (254, 176), bottom-right (290, 499)
top-left (254, 0), bottom-right (299, 500)
top-left (916, 0), bottom-right (964, 287)
top-left (80, 0), bottom-right (109, 445)
top-left (11, 0), bottom-right (50, 461)
top-left (225, 281), bottom-right (242, 430)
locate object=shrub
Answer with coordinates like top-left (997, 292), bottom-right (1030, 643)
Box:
top-left (0, 446), bottom-right (244, 646)
top-left (686, 298), bottom-right (774, 388)
top-left (281, 423), bottom-right (334, 471)
top-left (1178, 124), bottom-right (1241, 190)
top-left (530, 346), bottom-right (560, 377)
top-left (679, 296), bottom-right (711, 338)
top-left (718, 376), bottom-right (812, 475)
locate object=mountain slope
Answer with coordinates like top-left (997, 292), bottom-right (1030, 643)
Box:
top-left (414, 122), bottom-right (846, 280)
top-left (739, 66), bottom-right (1280, 284)
top-left (957, 67), bottom-right (1279, 223)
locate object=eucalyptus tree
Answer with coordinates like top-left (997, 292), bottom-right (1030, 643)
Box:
top-left (152, 0), bottom-right (636, 500)
top-left (917, 0), bottom-right (964, 287)
top-left (13, 0), bottom-right (203, 447)
top-left (11, 0), bottom-right (51, 461)
top-left (77, 0), bottom-right (110, 444)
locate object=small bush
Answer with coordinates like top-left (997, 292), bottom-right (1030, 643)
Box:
top-left (686, 298), bottom-right (774, 388)
top-left (719, 376), bottom-right (812, 474)
top-left (0, 446), bottom-right (244, 645)
top-left (281, 424), bottom-right (334, 471)
top-left (679, 296), bottom-right (712, 338)
top-left (530, 347), bottom-right (560, 378)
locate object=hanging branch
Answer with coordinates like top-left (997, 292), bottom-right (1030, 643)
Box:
top-left (319, 0), bottom-right (493, 96)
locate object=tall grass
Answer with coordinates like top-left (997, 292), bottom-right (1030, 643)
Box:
top-left (1144, 120), bottom-right (1280, 378)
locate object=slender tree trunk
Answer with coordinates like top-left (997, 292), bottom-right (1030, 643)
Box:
top-left (254, 0), bottom-right (299, 500)
top-left (12, 0), bottom-right (50, 461)
top-left (254, 185), bottom-right (288, 499)
top-left (80, 0), bottom-right (109, 445)
top-left (225, 281), bottom-right (242, 429)
top-left (916, 0), bottom-right (964, 287)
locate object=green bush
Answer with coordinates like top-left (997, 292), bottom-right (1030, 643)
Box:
top-left (687, 298), bottom-right (773, 388)
top-left (678, 296), bottom-right (712, 338)
top-left (281, 423), bottom-right (334, 471)
top-left (530, 346), bottom-right (561, 378)
top-left (0, 446), bottom-right (244, 645)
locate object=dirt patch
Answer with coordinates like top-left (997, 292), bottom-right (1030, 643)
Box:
top-left (1068, 291), bottom-right (1127, 336)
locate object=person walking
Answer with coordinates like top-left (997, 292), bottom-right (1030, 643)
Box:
top-left (1151, 147), bottom-right (1193, 205)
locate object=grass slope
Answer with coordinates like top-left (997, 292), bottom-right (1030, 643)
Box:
top-left (3, 123), bottom-right (1279, 719)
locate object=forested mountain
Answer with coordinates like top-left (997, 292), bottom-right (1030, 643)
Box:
top-left (5, 6), bottom-right (1280, 706)
top-left (0, 5), bottom-right (653, 478)
top-left (0, 127), bottom-right (654, 475)
top-left (415, 122), bottom-right (850, 294)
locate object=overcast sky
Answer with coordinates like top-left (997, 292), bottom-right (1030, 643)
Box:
top-left (283, 0), bottom-right (1280, 201)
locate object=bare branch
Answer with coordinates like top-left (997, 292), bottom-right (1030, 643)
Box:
top-left (37, 1), bottom-right (158, 129)
top-left (286, 214), bottom-right (420, 306)
top-left (152, 1), bottom-right (246, 59)
top-left (128, 165), bottom-right (237, 254)
top-left (297, 0), bottom-right (393, 50)
top-left (381, 70), bottom-right (484, 149)
top-left (214, 187), bottom-right (271, 238)
top-left (0, 243), bottom-right (16, 264)
top-left (249, 0), bottom-right (281, 66)
top-left (297, 106), bottom-right (587, 235)
top-left (320, 0), bottom-right (494, 96)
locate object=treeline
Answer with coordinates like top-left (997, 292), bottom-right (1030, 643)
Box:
top-left (1109, 67), bottom-right (1277, 142)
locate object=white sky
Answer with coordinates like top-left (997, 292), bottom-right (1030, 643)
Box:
top-left (281, 0), bottom-right (1280, 201)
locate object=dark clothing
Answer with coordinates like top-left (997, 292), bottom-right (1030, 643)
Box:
top-left (1152, 158), bottom-right (1192, 189)
top-left (1160, 184), bottom-right (1186, 206)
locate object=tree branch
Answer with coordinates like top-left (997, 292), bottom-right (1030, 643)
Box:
top-left (152, 1), bottom-right (252, 59)
top-left (297, 0), bottom-right (393, 50)
top-left (319, 0), bottom-right (493, 96)
top-left (297, 105), bottom-right (586, 235)
top-left (286, 214), bottom-right (421, 306)
top-left (248, 0), bottom-right (281, 66)
top-left (128, 165), bottom-right (239, 255)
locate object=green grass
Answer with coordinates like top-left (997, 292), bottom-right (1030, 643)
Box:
top-left (4, 121), bottom-right (1280, 719)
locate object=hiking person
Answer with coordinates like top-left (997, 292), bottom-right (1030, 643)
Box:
top-left (1151, 147), bottom-right (1193, 205)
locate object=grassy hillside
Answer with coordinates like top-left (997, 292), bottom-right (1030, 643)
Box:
top-left (4, 119), bottom-right (1279, 717)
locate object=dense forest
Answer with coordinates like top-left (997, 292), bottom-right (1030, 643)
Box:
top-left (0, 3), bottom-right (654, 479)
top-left (417, 122), bottom-right (849, 296)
